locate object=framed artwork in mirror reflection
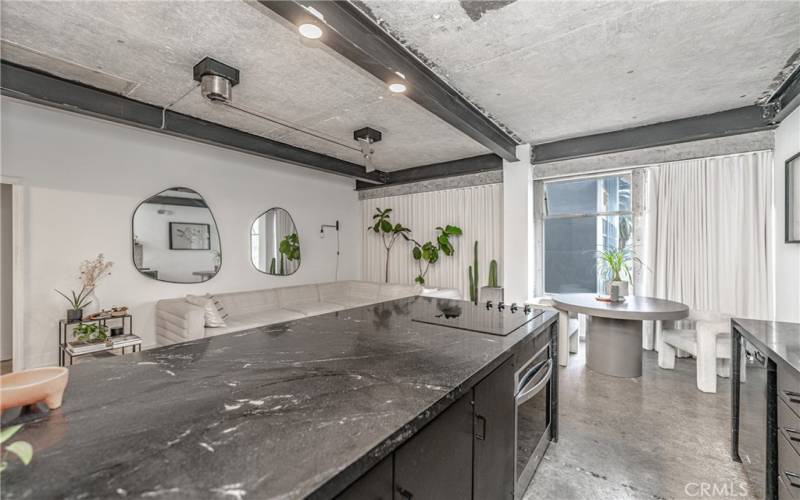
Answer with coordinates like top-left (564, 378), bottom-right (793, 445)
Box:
top-left (169, 222), bottom-right (211, 250)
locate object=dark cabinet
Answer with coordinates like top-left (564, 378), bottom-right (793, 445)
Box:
top-left (474, 357), bottom-right (516, 500)
top-left (394, 394), bottom-right (474, 499)
top-left (335, 456), bottom-right (393, 500)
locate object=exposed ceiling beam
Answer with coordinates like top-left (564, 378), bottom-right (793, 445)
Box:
top-left (533, 106), bottom-right (775, 164)
top-left (0, 61), bottom-right (387, 184)
top-left (356, 154), bottom-right (501, 190)
top-left (259, 0), bottom-right (519, 162)
top-left (762, 65), bottom-right (800, 124)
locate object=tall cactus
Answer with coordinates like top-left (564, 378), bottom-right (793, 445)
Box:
top-left (488, 259), bottom-right (498, 287)
top-left (468, 265), bottom-right (476, 302)
top-left (468, 241), bottom-right (479, 303)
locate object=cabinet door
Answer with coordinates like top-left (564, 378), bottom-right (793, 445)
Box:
top-left (474, 357), bottom-right (516, 500)
top-left (394, 394), bottom-right (473, 499)
top-left (335, 456), bottom-right (393, 500)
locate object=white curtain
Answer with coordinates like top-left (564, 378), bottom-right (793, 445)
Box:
top-left (640, 151), bottom-right (773, 323)
top-left (361, 184), bottom-right (503, 299)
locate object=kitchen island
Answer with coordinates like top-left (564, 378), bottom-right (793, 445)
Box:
top-left (1, 297), bottom-right (558, 499)
top-left (731, 319), bottom-right (800, 500)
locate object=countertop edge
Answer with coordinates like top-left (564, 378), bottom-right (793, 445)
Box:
top-left (732, 318), bottom-right (800, 375)
top-left (308, 311), bottom-right (559, 499)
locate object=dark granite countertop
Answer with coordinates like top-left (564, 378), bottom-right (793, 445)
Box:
top-left (2, 297), bottom-right (556, 499)
top-left (733, 318), bottom-right (800, 374)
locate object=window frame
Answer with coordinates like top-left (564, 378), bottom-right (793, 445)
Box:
top-left (541, 171), bottom-right (634, 295)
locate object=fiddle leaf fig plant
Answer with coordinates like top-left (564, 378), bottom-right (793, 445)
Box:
top-left (278, 233), bottom-right (301, 275)
top-left (368, 208), bottom-right (411, 283)
top-left (409, 225), bottom-right (462, 285)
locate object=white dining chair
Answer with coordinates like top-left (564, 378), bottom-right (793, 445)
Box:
top-left (530, 296), bottom-right (580, 367)
top-left (657, 310), bottom-right (745, 393)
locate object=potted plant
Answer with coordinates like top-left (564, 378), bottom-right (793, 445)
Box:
top-left (278, 232), bottom-right (301, 275)
top-left (71, 323), bottom-right (109, 345)
top-left (368, 208), bottom-right (411, 283)
top-left (55, 286), bottom-right (93, 322)
top-left (596, 247), bottom-right (640, 297)
top-left (479, 258), bottom-right (503, 303)
top-left (407, 225), bottom-right (462, 285)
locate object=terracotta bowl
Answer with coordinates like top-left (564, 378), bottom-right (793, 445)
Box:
top-left (0, 367), bottom-right (69, 411)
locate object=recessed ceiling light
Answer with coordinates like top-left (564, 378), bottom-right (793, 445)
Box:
top-left (298, 23), bottom-right (323, 39)
top-left (388, 82), bottom-right (407, 93)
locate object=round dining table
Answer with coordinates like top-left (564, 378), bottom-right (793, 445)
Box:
top-left (552, 293), bottom-right (689, 378)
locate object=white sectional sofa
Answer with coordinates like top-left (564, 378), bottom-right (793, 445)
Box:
top-left (156, 280), bottom-right (457, 347)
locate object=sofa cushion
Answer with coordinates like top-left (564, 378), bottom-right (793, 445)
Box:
top-left (282, 301), bottom-right (344, 316)
top-left (348, 281), bottom-right (381, 302)
top-left (185, 294), bottom-right (227, 327)
top-left (379, 283), bottom-right (420, 300)
top-left (318, 282), bottom-right (351, 303)
top-left (217, 289), bottom-right (279, 316)
top-left (205, 309), bottom-right (306, 337)
top-left (277, 285), bottom-right (320, 307)
top-left (325, 297), bottom-right (375, 308)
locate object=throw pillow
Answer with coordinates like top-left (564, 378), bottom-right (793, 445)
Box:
top-left (185, 294), bottom-right (226, 327)
top-left (208, 294), bottom-right (229, 320)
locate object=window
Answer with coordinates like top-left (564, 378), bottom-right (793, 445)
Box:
top-left (543, 173), bottom-right (632, 294)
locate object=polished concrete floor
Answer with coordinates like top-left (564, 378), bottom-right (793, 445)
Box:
top-left (524, 343), bottom-right (751, 500)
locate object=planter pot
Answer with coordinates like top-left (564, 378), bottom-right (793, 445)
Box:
top-left (66, 309), bottom-right (83, 323)
top-left (607, 280), bottom-right (630, 297)
top-left (480, 286), bottom-right (504, 303)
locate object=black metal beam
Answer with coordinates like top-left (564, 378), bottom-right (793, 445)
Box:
top-left (356, 153), bottom-right (501, 190)
top-left (0, 61), bottom-right (386, 184)
top-left (259, 0), bottom-right (519, 162)
top-left (763, 65), bottom-right (800, 124)
top-left (533, 106), bottom-right (775, 164)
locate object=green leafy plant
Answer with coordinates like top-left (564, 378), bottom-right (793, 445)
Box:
top-left (54, 285), bottom-right (93, 311)
top-left (596, 247), bottom-right (641, 282)
top-left (368, 208), bottom-right (411, 283)
top-left (487, 259), bottom-right (498, 287)
top-left (408, 225), bottom-right (462, 285)
top-left (72, 323), bottom-right (109, 343)
top-left (278, 233), bottom-right (301, 275)
top-left (0, 425), bottom-right (33, 474)
top-left (468, 241), bottom-right (479, 303)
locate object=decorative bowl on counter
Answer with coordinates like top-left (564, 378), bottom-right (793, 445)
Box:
top-left (0, 367), bottom-right (70, 411)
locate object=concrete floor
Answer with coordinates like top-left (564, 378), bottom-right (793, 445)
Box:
top-left (524, 343), bottom-right (751, 500)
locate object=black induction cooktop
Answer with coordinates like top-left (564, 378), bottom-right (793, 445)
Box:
top-left (411, 299), bottom-right (545, 336)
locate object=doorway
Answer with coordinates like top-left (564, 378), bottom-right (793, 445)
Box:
top-left (1, 183), bottom-right (13, 373)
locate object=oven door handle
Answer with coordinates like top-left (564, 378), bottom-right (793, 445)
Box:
top-left (516, 359), bottom-right (552, 406)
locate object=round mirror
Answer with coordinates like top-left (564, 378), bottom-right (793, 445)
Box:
top-left (132, 187), bottom-right (221, 283)
top-left (251, 208), bottom-right (300, 276)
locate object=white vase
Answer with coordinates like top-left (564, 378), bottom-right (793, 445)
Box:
top-left (608, 280), bottom-right (629, 297)
top-left (84, 289), bottom-right (100, 317)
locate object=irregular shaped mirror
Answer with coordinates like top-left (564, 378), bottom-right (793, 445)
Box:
top-left (132, 187), bottom-right (221, 283)
top-left (251, 208), bottom-right (300, 276)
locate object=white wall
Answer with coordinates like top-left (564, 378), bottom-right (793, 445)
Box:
top-left (772, 106), bottom-right (800, 322)
top-left (503, 144), bottom-right (534, 303)
top-left (0, 98), bottom-right (361, 368)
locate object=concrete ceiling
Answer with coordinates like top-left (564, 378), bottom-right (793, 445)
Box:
top-left (359, 0), bottom-right (800, 143)
top-left (0, 1), bottom-right (489, 171)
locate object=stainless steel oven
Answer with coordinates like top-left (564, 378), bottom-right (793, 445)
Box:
top-left (515, 343), bottom-right (553, 498)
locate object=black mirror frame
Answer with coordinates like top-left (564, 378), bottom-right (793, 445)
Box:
top-left (249, 207), bottom-right (301, 276)
top-left (131, 187), bottom-right (223, 284)
top-left (787, 152), bottom-right (800, 244)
